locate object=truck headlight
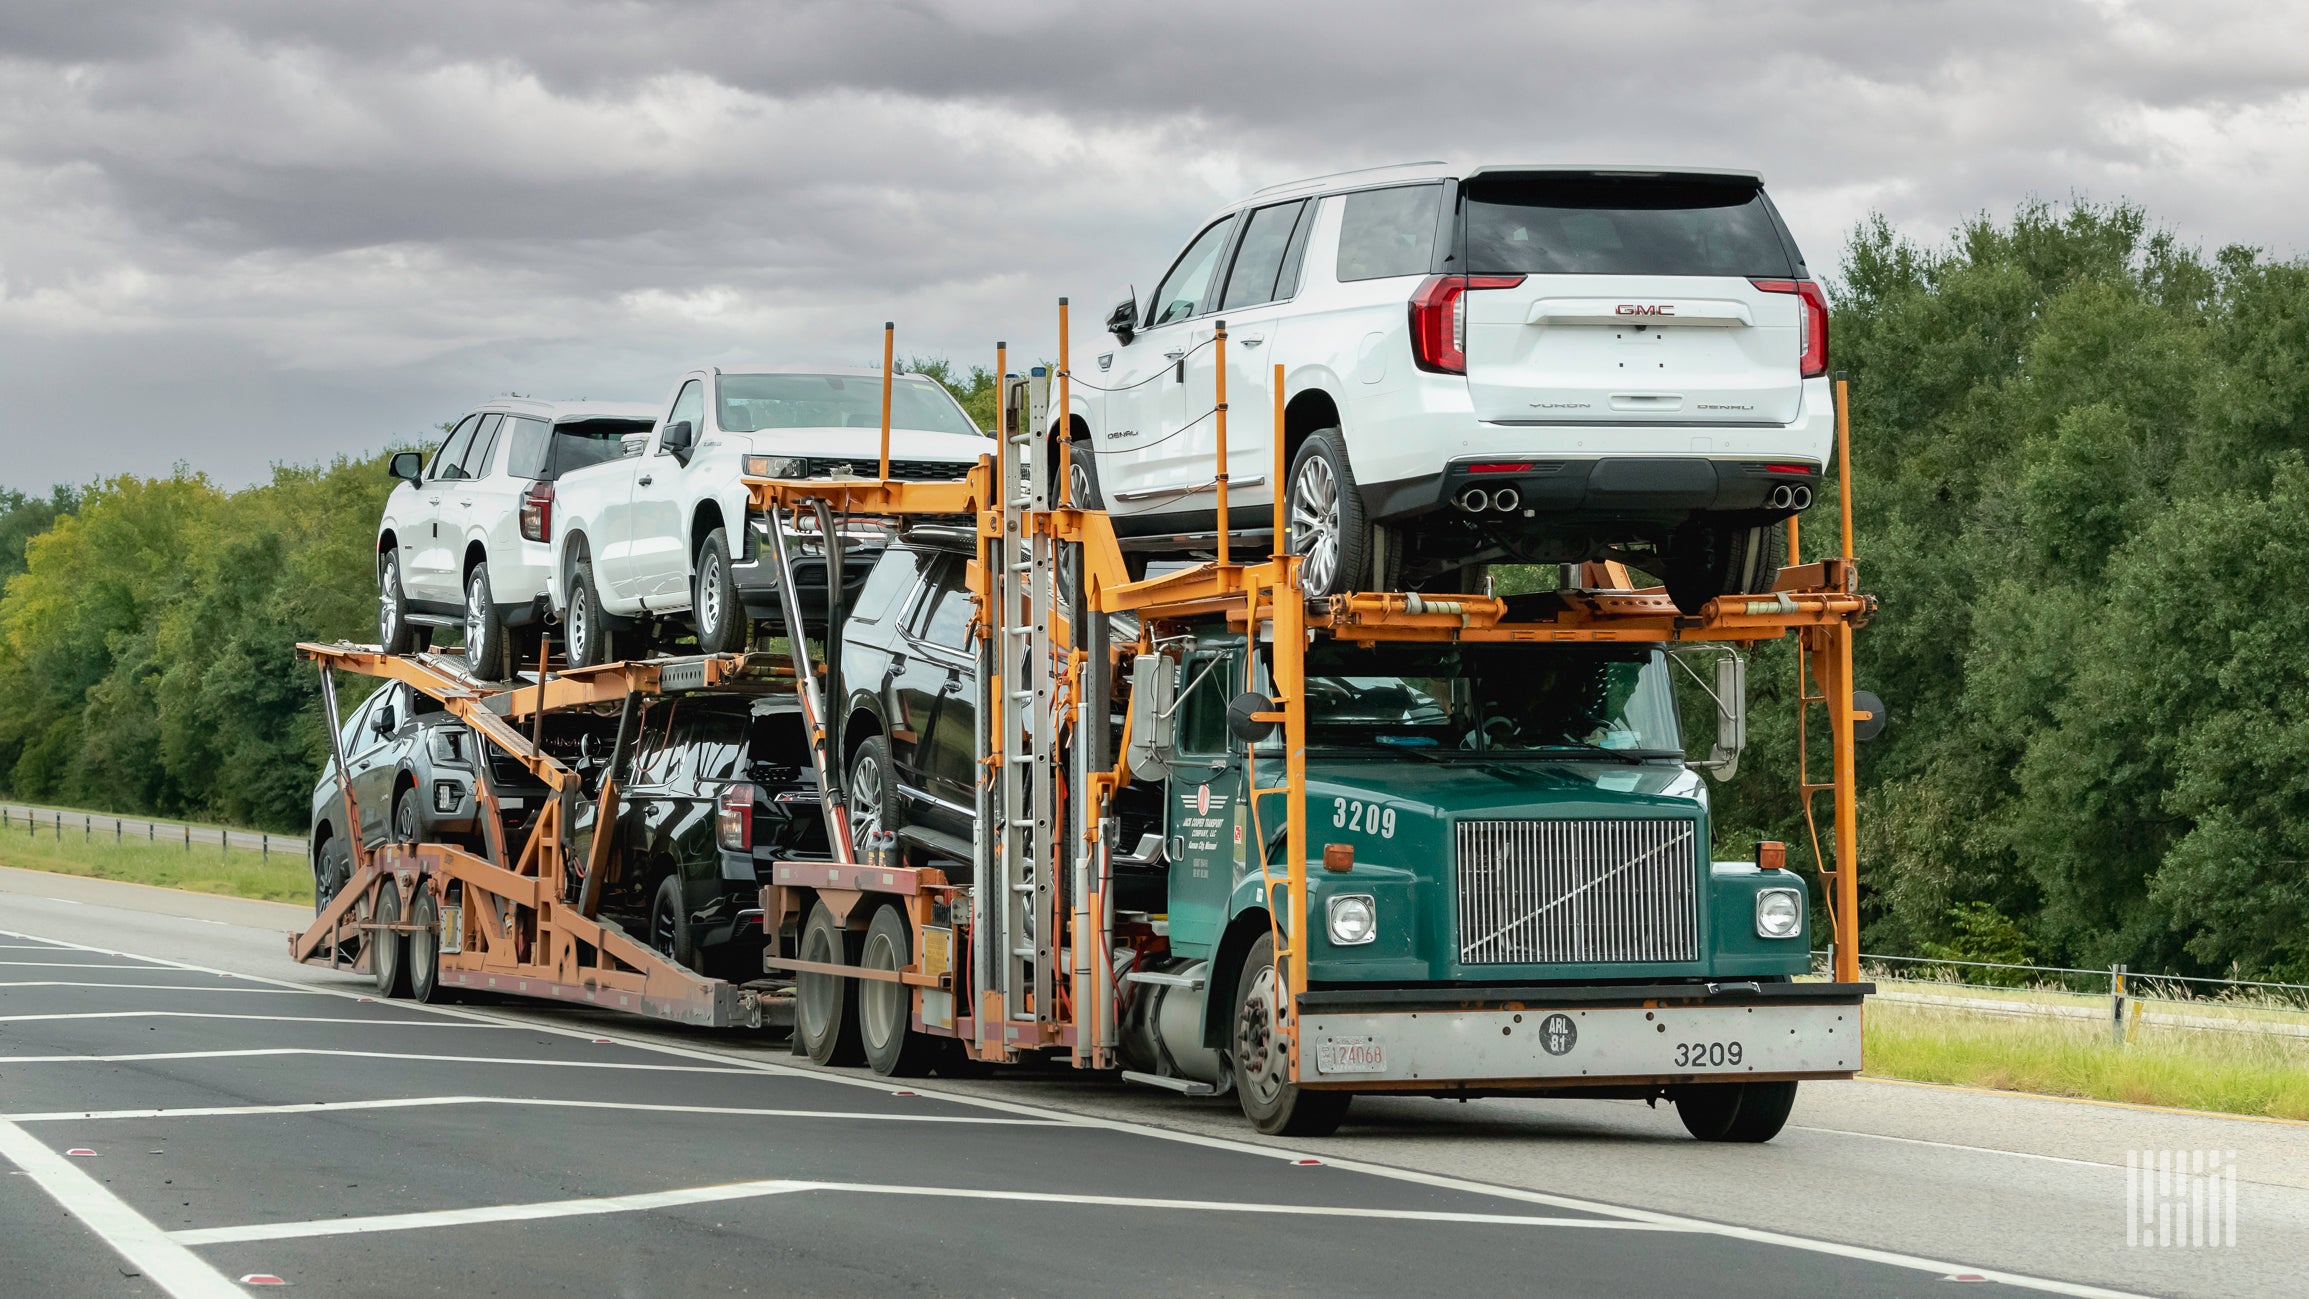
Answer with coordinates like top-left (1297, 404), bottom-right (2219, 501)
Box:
top-left (427, 730), bottom-right (466, 765)
top-left (1756, 888), bottom-right (1803, 939)
top-left (1326, 894), bottom-right (1377, 946)
top-left (744, 454), bottom-right (808, 479)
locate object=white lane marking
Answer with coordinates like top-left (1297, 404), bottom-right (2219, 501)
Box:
top-left (8, 1095), bottom-right (1066, 1126)
top-left (0, 926), bottom-right (2154, 1299)
top-left (0, 943), bottom-right (75, 949)
top-left (0, 961), bottom-right (194, 969)
top-left (0, 981), bottom-right (330, 993)
top-left (0, 1047), bottom-right (759, 1072)
top-left (170, 1176), bottom-right (1673, 1246)
top-left (0, 1118), bottom-right (244, 1299)
top-left (0, 1011), bottom-right (491, 1027)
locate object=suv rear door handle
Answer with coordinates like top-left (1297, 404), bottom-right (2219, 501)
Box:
top-left (1163, 349), bottom-right (1185, 361)
top-left (1239, 337), bottom-right (1264, 348)
top-left (637, 474), bottom-right (654, 486)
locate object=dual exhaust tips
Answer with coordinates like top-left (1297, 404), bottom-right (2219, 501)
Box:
top-left (1456, 486), bottom-right (1523, 514)
top-left (1768, 483), bottom-right (1814, 512)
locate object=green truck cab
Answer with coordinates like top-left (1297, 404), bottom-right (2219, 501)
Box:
top-left (1117, 626), bottom-right (1860, 1139)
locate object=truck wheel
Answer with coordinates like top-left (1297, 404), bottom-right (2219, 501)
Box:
top-left (566, 558), bottom-right (613, 667)
top-left (408, 886), bottom-right (446, 1003)
top-left (692, 528), bottom-right (746, 655)
top-left (372, 883), bottom-right (411, 998)
top-left (649, 876), bottom-right (700, 972)
top-left (378, 551), bottom-right (429, 654)
top-left (314, 832), bottom-right (353, 912)
top-left (1229, 933), bottom-right (1352, 1136)
top-left (392, 784), bottom-right (422, 845)
top-left (1285, 431), bottom-right (1369, 599)
top-left (1662, 520), bottom-right (1785, 617)
top-left (859, 905), bottom-right (938, 1077)
top-left (797, 900), bottom-right (865, 1067)
top-left (847, 736), bottom-right (903, 865)
top-left (463, 561), bottom-right (511, 681)
top-left (1674, 1080), bottom-right (1798, 1142)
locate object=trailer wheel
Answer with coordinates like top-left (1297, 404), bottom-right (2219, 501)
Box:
top-left (1673, 1080), bottom-right (1798, 1142)
top-left (858, 905), bottom-right (938, 1077)
top-left (408, 886), bottom-right (445, 1004)
top-left (1229, 933), bottom-right (1351, 1136)
top-left (692, 528), bottom-right (745, 655)
top-left (797, 900), bottom-right (865, 1067)
top-left (372, 883), bottom-right (411, 999)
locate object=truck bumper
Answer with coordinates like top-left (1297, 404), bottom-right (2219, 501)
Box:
top-left (1294, 981), bottom-right (1870, 1091)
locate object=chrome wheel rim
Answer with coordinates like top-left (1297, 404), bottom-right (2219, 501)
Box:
top-left (798, 922), bottom-right (838, 1040)
top-left (410, 897), bottom-right (437, 988)
top-left (1290, 457), bottom-right (1341, 594)
top-left (465, 572), bottom-right (488, 662)
top-left (699, 553), bottom-right (724, 636)
top-left (379, 558), bottom-right (400, 643)
top-left (1068, 457), bottom-right (1094, 508)
top-left (568, 587), bottom-right (591, 662)
top-left (848, 753), bottom-right (883, 850)
top-left (1234, 963), bottom-right (1286, 1106)
top-left (859, 926), bottom-right (904, 1050)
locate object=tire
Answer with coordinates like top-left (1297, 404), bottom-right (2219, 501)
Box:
top-left (847, 735), bottom-right (903, 866)
top-left (408, 886), bottom-right (445, 1004)
top-left (372, 883), bottom-right (411, 998)
top-left (649, 875), bottom-right (700, 972)
top-left (1284, 430), bottom-right (1370, 599)
top-left (314, 832), bottom-right (353, 913)
top-left (1065, 437), bottom-right (1102, 510)
top-left (1674, 1080), bottom-right (1799, 1143)
top-left (1229, 932), bottom-right (1352, 1136)
top-left (796, 899), bottom-right (865, 1067)
top-left (565, 556), bottom-right (614, 668)
top-left (378, 551), bottom-right (429, 654)
top-left (859, 905), bottom-right (939, 1077)
top-left (692, 528), bottom-right (747, 655)
top-left (391, 784), bottom-right (422, 845)
top-left (462, 561), bottom-right (511, 682)
top-left (1662, 520), bottom-right (1786, 617)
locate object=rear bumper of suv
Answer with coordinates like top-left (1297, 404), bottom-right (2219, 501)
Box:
top-left (732, 515), bottom-right (885, 626)
top-left (1367, 455), bottom-right (1823, 523)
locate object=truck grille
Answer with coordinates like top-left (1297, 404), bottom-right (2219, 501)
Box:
top-left (797, 457), bottom-right (973, 482)
top-left (1455, 818), bottom-right (1700, 965)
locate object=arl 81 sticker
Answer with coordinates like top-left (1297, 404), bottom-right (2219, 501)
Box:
top-left (1330, 797), bottom-right (1397, 839)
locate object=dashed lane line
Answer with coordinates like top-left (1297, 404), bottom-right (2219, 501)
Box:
top-left (0, 1010), bottom-right (490, 1026)
top-left (4, 1095), bottom-right (1069, 1125)
top-left (0, 923), bottom-right (2157, 1299)
top-left (168, 1176), bottom-right (1680, 1247)
top-left (0, 981), bottom-right (334, 993)
top-left (0, 1047), bottom-right (762, 1072)
top-left (0, 961), bottom-right (176, 968)
top-left (0, 1118), bottom-right (245, 1299)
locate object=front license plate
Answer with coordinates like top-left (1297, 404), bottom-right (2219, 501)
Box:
top-left (1314, 1036), bottom-right (1386, 1075)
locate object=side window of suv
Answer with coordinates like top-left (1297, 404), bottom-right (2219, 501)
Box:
top-left (429, 414), bottom-right (480, 481)
top-left (847, 546), bottom-right (929, 628)
top-left (911, 557), bottom-right (974, 651)
top-left (1146, 217), bottom-right (1238, 328)
top-left (1220, 200), bottom-right (1309, 311)
top-left (458, 413), bottom-right (505, 480)
top-left (661, 380), bottom-right (704, 455)
top-left (1336, 184), bottom-right (1442, 282)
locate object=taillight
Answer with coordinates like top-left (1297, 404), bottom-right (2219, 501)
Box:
top-left (519, 480), bottom-right (554, 543)
top-left (1409, 274), bottom-right (1525, 374)
top-left (1751, 278), bottom-right (1830, 378)
top-left (1465, 461), bottom-right (1533, 474)
top-left (716, 782), bottom-right (755, 853)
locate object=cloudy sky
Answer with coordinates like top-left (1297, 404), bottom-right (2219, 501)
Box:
top-left (4, 0), bottom-right (2307, 490)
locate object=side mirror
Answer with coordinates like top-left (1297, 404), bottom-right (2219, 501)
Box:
top-left (1677, 649), bottom-right (1745, 781)
top-left (370, 706), bottom-right (396, 737)
top-left (389, 450), bottom-right (424, 483)
top-left (1105, 296), bottom-right (1138, 346)
top-left (660, 420), bottom-right (695, 460)
top-left (1226, 691), bottom-right (1277, 744)
top-left (1123, 653), bottom-right (1176, 779)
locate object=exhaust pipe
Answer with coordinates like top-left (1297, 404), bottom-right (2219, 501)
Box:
top-left (1790, 484), bottom-right (1813, 510)
top-left (1491, 486), bottom-right (1521, 513)
top-left (1768, 484), bottom-right (1794, 510)
top-left (1457, 488), bottom-right (1491, 513)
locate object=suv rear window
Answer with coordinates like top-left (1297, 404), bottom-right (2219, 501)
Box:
top-left (1459, 176), bottom-right (1793, 277)
top-left (505, 417), bottom-right (651, 481)
top-left (1336, 184), bottom-right (1442, 282)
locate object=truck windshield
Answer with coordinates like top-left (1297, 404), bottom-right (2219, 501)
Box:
top-left (1295, 642), bottom-right (1681, 758)
top-left (716, 373), bottom-right (984, 437)
top-left (1458, 176), bottom-right (1793, 278)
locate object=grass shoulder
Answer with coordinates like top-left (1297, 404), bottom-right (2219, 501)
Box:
top-left (0, 834), bottom-right (310, 906)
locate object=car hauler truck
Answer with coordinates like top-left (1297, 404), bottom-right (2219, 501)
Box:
top-left (290, 313), bottom-right (1874, 1141)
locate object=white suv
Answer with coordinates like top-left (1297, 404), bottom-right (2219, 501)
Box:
top-left (1061, 163), bottom-right (1832, 611)
top-left (377, 398), bottom-right (658, 677)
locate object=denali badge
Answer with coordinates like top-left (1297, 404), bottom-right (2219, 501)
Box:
top-left (1695, 403), bottom-right (1754, 411)
top-left (1615, 303), bottom-right (1675, 316)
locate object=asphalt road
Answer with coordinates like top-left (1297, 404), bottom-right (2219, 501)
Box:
top-left (2, 868), bottom-right (2302, 1299)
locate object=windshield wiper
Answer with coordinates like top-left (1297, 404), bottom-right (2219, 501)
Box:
top-left (1522, 735), bottom-right (1657, 765)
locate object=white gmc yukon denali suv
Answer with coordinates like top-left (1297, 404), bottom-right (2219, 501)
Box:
top-left (547, 365), bottom-right (990, 665)
top-left (1062, 162), bottom-right (1832, 612)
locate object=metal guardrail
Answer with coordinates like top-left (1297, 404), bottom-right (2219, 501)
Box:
top-left (1818, 950), bottom-right (2309, 1043)
top-left (0, 802), bottom-right (306, 862)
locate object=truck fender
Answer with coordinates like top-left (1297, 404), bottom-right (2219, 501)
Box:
top-left (1201, 907), bottom-right (1274, 1052)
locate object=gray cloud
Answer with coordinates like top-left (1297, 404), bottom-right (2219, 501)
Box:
top-left (4, 0), bottom-right (2308, 488)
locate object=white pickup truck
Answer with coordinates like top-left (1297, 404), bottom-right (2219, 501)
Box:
top-left (546, 365), bottom-right (991, 665)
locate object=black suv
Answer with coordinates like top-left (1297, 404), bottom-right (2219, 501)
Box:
top-left (574, 693), bottom-right (831, 977)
